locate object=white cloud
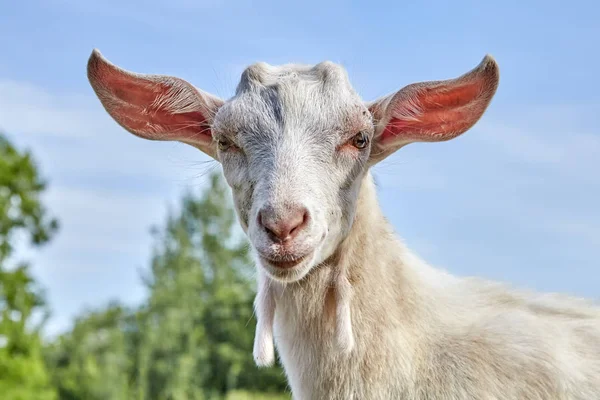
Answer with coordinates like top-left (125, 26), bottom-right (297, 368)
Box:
top-left (476, 105), bottom-right (600, 181)
top-left (39, 186), bottom-right (169, 256)
top-left (0, 80), bottom-right (99, 139)
top-left (473, 112), bottom-right (600, 233)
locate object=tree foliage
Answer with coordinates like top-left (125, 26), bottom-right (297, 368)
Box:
top-left (0, 133), bottom-right (58, 262)
top-left (0, 132), bottom-right (58, 399)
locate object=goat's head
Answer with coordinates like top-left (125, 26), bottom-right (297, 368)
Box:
top-left (87, 50), bottom-right (499, 283)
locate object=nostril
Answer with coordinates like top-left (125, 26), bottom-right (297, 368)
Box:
top-left (288, 208), bottom-right (309, 237)
top-left (263, 223), bottom-right (279, 241)
top-left (258, 206), bottom-right (310, 242)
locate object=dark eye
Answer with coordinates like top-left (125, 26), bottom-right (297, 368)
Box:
top-left (351, 131), bottom-right (369, 149)
top-left (217, 137), bottom-right (235, 152)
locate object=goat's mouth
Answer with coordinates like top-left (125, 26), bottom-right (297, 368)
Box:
top-left (259, 253), bottom-right (310, 270)
top-left (257, 250), bottom-right (316, 283)
top-left (253, 233), bottom-right (326, 282)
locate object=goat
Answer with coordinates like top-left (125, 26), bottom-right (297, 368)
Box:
top-left (87, 49), bottom-right (600, 399)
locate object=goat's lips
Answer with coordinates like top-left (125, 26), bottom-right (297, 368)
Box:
top-left (260, 254), bottom-right (309, 269)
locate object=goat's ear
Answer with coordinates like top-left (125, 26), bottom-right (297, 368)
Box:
top-left (87, 49), bottom-right (224, 159)
top-left (367, 55), bottom-right (499, 164)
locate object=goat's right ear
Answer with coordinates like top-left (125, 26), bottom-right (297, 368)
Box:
top-left (87, 49), bottom-right (224, 159)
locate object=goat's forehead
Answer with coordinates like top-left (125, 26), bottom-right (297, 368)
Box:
top-left (214, 61), bottom-right (365, 134)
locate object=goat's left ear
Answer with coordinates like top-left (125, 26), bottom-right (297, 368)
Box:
top-left (367, 55), bottom-right (499, 164)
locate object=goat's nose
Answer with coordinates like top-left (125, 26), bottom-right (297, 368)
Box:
top-left (258, 206), bottom-right (309, 242)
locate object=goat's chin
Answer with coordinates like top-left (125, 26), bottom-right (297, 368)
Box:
top-left (259, 253), bottom-right (317, 283)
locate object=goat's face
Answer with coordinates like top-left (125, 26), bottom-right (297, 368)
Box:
top-left (87, 50), bottom-right (499, 283)
top-left (211, 62), bottom-right (373, 282)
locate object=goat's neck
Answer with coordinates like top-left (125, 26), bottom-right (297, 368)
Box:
top-left (331, 171), bottom-right (396, 277)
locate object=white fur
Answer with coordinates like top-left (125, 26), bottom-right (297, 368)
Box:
top-left (252, 268), bottom-right (276, 366)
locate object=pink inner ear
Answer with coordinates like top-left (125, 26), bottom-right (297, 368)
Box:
top-left (381, 82), bottom-right (485, 143)
top-left (111, 99), bottom-right (209, 141)
top-left (376, 57), bottom-right (499, 146)
top-left (89, 52), bottom-right (212, 143)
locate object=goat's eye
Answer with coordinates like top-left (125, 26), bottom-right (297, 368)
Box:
top-left (217, 138), bottom-right (235, 152)
top-left (351, 131), bottom-right (369, 149)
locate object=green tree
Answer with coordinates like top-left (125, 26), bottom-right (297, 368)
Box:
top-left (0, 133), bottom-right (58, 262)
top-left (0, 132), bottom-right (58, 400)
top-left (44, 303), bottom-right (135, 400)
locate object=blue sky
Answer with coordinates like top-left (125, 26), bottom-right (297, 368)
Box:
top-left (1, 0), bottom-right (598, 336)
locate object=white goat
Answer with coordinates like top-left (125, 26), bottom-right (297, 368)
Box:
top-left (87, 49), bottom-right (600, 399)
